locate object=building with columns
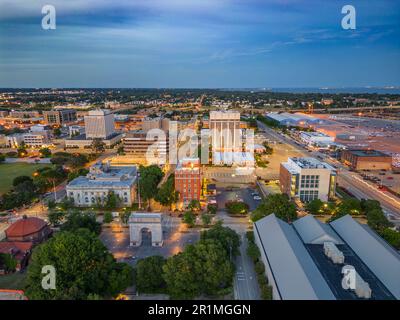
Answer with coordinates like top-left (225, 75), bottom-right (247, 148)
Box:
top-left (66, 162), bottom-right (137, 207)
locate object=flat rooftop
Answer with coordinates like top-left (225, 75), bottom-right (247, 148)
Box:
top-left (347, 149), bottom-right (391, 158)
top-left (286, 157), bottom-right (334, 170)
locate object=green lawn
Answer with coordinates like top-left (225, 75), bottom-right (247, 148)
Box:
top-left (0, 163), bottom-right (52, 195)
top-left (0, 272), bottom-right (27, 290)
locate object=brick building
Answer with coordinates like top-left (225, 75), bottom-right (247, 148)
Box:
top-left (174, 158), bottom-right (202, 206)
top-left (341, 149), bottom-right (392, 171)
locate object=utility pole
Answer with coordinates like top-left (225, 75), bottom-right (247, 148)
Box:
top-left (137, 172), bottom-right (141, 210)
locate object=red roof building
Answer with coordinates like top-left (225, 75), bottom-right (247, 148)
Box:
top-left (5, 216), bottom-right (51, 244)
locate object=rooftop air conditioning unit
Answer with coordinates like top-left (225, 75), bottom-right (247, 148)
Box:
top-left (323, 242), bottom-right (345, 264)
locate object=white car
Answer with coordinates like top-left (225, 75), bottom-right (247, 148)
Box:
top-left (253, 195), bottom-right (262, 201)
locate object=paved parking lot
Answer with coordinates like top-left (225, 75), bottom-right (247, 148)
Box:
top-left (100, 215), bottom-right (200, 265)
top-left (216, 186), bottom-right (261, 211)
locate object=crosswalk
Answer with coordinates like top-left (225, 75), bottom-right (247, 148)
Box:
top-left (236, 271), bottom-right (246, 281)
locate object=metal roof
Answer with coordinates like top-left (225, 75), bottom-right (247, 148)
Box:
top-left (330, 215), bottom-right (400, 299)
top-left (293, 215), bottom-right (343, 245)
top-left (254, 214), bottom-right (336, 300)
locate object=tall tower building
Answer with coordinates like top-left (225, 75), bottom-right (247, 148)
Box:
top-left (84, 109), bottom-right (115, 139)
top-left (209, 111), bottom-right (241, 152)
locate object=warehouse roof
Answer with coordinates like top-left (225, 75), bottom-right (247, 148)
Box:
top-left (254, 214), bottom-right (336, 300)
top-left (330, 215), bottom-right (400, 299)
top-left (293, 215), bottom-right (343, 245)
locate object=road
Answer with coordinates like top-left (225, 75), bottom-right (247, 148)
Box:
top-left (257, 120), bottom-right (400, 219)
top-left (215, 187), bottom-right (261, 300)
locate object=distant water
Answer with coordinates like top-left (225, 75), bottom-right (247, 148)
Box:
top-left (225, 87), bottom-right (400, 94)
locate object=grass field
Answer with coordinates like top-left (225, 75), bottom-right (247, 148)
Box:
top-left (0, 163), bottom-right (52, 195)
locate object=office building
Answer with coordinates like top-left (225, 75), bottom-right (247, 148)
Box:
top-left (66, 162), bottom-right (137, 207)
top-left (84, 109), bottom-right (115, 139)
top-left (43, 109), bottom-right (77, 125)
top-left (9, 111), bottom-right (40, 119)
top-left (175, 158), bottom-right (202, 205)
top-left (341, 149), bottom-right (392, 171)
top-left (23, 125), bottom-right (52, 147)
top-left (253, 214), bottom-right (399, 300)
top-left (280, 157), bottom-right (336, 202)
top-left (123, 130), bottom-right (168, 165)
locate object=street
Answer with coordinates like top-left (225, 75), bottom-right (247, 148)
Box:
top-left (215, 186), bottom-right (261, 300)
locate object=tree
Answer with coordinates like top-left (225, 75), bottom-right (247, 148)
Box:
top-left (39, 147), bottom-right (52, 158)
top-left (119, 210), bottom-right (131, 225)
top-left (68, 168), bottom-right (89, 182)
top-left (367, 208), bottom-right (392, 231)
top-left (379, 228), bottom-right (400, 250)
top-left (135, 256), bottom-right (166, 293)
top-left (255, 261), bottom-right (265, 275)
top-left (225, 201), bottom-right (249, 215)
top-left (59, 197), bottom-right (74, 211)
top-left (138, 165), bottom-right (164, 205)
top-left (163, 239), bottom-right (234, 299)
top-left (201, 214), bottom-right (212, 226)
top-left (0, 253), bottom-right (17, 272)
top-left (0, 153), bottom-right (5, 163)
top-left (155, 175), bottom-right (179, 208)
top-left (91, 138), bottom-right (106, 153)
top-left (25, 229), bottom-right (133, 299)
top-left (188, 199), bottom-right (201, 211)
top-left (103, 212), bottom-right (113, 224)
top-left (251, 194), bottom-right (297, 223)
top-left (246, 242), bottom-right (260, 262)
top-left (200, 221), bottom-right (241, 257)
top-left (207, 204), bottom-right (217, 215)
top-left (117, 146), bottom-right (125, 155)
top-left (48, 211), bottom-right (66, 226)
top-left (61, 210), bottom-right (102, 235)
top-left (337, 198), bottom-right (362, 216)
top-left (183, 211), bottom-right (196, 227)
top-left (306, 199), bottom-right (324, 215)
top-left (13, 175), bottom-right (33, 187)
top-left (17, 144), bottom-right (27, 158)
top-left (53, 127), bottom-right (62, 137)
top-left (105, 191), bottom-right (120, 209)
top-left (47, 199), bottom-right (56, 210)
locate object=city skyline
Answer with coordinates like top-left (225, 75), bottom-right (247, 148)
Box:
top-left (1, 0), bottom-right (400, 88)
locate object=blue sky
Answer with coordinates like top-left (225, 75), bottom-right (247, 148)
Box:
top-left (0, 0), bottom-right (399, 88)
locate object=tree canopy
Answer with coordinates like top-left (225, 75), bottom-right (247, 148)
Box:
top-left (61, 210), bottom-right (102, 235)
top-left (25, 229), bottom-right (133, 300)
top-left (155, 174), bottom-right (178, 207)
top-left (163, 239), bottom-right (234, 299)
top-left (139, 165), bottom-right (164, 204)
top-left (251, 193), bottom-right (297, 223)
top-left (135, 256), bottom-right (166, 293)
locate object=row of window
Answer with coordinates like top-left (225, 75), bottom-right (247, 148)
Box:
top-left (299, 190), bottom-right (319, 202)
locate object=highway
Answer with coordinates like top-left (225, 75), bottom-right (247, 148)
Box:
top-left (257, 120), bottom-right (400, 220)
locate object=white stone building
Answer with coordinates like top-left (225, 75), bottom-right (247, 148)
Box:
top-left (66, 162), bottom-right (137, 207)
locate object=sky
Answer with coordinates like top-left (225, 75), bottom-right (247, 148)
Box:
top-left (0, 0), bottom-right (399, 88)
